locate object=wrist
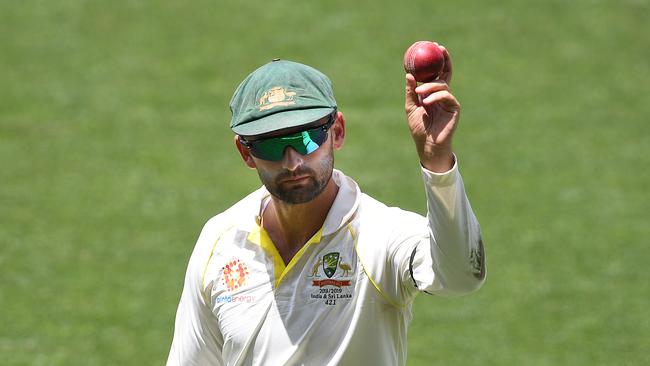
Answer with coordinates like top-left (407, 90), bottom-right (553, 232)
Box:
top-left (419, 149), bottom-right (454, 173)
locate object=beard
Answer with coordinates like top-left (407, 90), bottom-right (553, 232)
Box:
top-left (256, 146), bottom-right (334, 204)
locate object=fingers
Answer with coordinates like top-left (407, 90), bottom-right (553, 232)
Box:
top-left (408, 76), bottom-right (459, 113)
top-left (415, 80), bottom-right (457, 111)
top-left (415, 80), bottom-right (449, 95)
top-left (421, 90), bottom-right (460, 113)
top-left (438, 45), bottom-right (453, 85)
top-left (405, 73), bottom-right (420, 113)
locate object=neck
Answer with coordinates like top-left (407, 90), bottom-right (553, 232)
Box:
top-left (263, 177), bottom-right (339, 264)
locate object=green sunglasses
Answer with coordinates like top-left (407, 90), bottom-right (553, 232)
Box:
top-left (239, 113), bottom-right (336, 161)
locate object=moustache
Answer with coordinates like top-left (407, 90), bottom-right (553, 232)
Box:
top-left (275, 167), bottom-right (316, 183)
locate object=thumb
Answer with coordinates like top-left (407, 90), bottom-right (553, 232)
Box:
top-left (405, 73), bottom-right (420, 114)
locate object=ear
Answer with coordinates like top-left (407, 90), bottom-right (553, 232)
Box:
top-left (331, 111), bottom-right (346, 150)
top-left (234, 135), bottom-right (257, 169)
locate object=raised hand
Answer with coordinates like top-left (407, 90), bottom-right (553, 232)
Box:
top-left (404, 44), bottom-right (460, 173)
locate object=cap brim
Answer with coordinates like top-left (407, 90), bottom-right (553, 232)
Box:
top-left (232, 107), bottom-right (335, 137)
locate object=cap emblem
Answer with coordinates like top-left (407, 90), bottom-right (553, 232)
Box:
top-left (258, 86), bottom-right (297, 111)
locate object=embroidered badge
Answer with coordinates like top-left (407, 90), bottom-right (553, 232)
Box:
top-left (322, 252), bottom-right (340, 278)
top-left (309, 257), bottom-right (323, 277)
top-left (309, 252), bottom-right (354, 305)
top-left (258, 86), bottom-right (297, 111)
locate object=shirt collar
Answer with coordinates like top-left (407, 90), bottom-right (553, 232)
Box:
top-left (322, 169), bottom-right (361, 235)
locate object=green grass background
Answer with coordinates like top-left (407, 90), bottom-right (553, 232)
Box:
top-left (1, 0), bottom-right (649, 365)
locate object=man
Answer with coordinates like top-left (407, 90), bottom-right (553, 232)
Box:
top-left (167, 45), bottom-right (485, 365)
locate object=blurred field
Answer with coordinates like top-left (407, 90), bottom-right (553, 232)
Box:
top-left (1, 1), bottom-right (649, 365)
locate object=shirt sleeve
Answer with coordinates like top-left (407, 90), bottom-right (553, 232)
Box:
top-left (384, 157), bottom-right (485, 302)
top-left (166, 220), bottom-right (225, 366)
top-left (408, 156), bottom-right (486, 297)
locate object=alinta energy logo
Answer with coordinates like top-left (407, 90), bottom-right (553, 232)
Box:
top-left (221, 258), bottom-right (249, 292)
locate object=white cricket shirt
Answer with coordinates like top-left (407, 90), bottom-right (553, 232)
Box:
top-left (167, 162), bottom-right (485, 365)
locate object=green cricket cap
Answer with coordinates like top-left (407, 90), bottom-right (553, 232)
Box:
top-left (229, 59), bottom-right (337, 136)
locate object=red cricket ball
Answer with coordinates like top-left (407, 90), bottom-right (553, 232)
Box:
top-left (403, 41), bottom-right (445, 82)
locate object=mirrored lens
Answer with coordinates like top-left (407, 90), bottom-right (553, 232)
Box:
top-left (248, 125), bottom-right (329, 161)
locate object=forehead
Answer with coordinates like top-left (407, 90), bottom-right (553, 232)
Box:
top-left (241, 114), bottom-right (331, 141)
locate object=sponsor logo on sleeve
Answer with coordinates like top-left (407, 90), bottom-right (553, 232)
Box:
top-left (469, 237), bottom-right (486, 280)
top-left (216, 258), bottom-right (257, 304)
top-left (221, 258), bottom-right (249, 292)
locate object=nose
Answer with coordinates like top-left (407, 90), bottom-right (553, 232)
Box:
top-left (281, 146), bottom-right (304, 171)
